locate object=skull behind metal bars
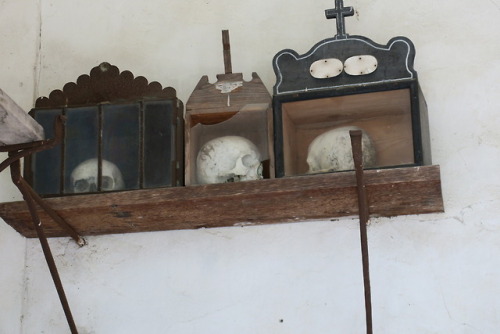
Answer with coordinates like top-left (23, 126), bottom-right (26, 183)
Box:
top-left (196, 136), bottom-right (263, 184)
top-left (70, 158), bottom-right (125, 193)
top-left (306, 126), bottom-right (377, 173)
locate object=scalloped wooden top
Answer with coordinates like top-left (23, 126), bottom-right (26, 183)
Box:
top-left (35, 62), bottom-right (178, 108)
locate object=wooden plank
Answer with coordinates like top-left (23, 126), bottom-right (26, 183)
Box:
top-left (0, 88), bottom-right (44, 145)
top-left (0, 165), bottom-right (443, 238)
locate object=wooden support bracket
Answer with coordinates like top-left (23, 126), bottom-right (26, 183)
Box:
top-left (0, 115), bottom-right (82, 333)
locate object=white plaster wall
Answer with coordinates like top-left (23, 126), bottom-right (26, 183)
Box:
top-left (0, 0), bottom-right (499, 333)
top-left (0, 223), bottom-right (26, 334)
top-left (0, 0), bottom-right (39, 333)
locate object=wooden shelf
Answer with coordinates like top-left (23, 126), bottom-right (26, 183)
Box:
top-left (0, 165), bottom-right (443, 239)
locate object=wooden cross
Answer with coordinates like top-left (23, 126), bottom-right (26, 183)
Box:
top-left (325, 0), bottom-right (354, 38)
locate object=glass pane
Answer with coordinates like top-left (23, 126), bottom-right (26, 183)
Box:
top-left (280, 89), bottom-right (414, 176)
top-left (143, 100), bottom-right (174, 188)
top-left (64, 106), bottom-right (99, 194)
top-left (31, 109), bottom-right (62, 195)
top-left (102, 103), bottom-right (140, 191)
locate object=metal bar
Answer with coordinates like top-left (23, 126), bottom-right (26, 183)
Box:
top-left (0, 138), bottom-right (50, 153)
top-left (349, 130), bottom-right (373, 334)
top-left (21, 177), bottom-right (85, 246)
top-left (1, 115), bottom-right (81, 332)
top-left (98, 105), bottom-right (103, 191)
top-left (61, 108), bottom-right (67, 194)
top-left (9, 158), bottom-right (79, 334)
top-left (1, 116), bottom-right (85, 245)
top-left (0, 115), bottom-right (65, 165)
top-left (222, 30), bottom-right (232, 74)
top-left (139, 101), bottom-right (145, 189)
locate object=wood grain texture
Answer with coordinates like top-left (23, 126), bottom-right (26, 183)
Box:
top-left (0, 165), bottom-right (443, 238)
top-left (186, 73), bottom-right (271, 115)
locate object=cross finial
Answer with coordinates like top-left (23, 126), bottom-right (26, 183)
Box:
top-left (325, 0), bottom-right (354, 38)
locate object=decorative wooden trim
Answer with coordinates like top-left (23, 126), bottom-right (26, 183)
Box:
top-left (0, 165), bottom-right (444, 238)
top-left (35, 62), bottom-right (178, 108)
top-left (273, 36), bottom-right (416, 96)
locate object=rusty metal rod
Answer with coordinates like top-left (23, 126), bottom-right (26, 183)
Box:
top-left (0, 142), bottom-right (53, 173)
top-left (0, 116), bottom-right (65, 173)
top-left (1, 116), bottom-right (84, 245)
top-left (350, 130), bottom-right (373, 334)
top-left (222, 30), bottom-right (232, 74)
top-left (10, 158), bottom-right (79, 334)
top-left (1, 115), bottom-right (81, 332)
top-left (0, 115), bottom-right (65, 154)
top-left (21, 177), bottom-right (85, 246)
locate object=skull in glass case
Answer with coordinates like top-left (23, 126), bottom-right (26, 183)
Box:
top-left (70, 158), bottom-right (125, 193)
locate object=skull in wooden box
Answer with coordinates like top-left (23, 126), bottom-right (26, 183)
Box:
top-left (196, 136), bottom-right (263, 184)
top-left (70, 158), bottom-right (125, 193)
top-left (306, 126), bottom-right (377, 173)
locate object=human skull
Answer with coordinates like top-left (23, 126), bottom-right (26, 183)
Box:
top-left (306, 126), bottom-right (376, 173)
top-left (70, 158), bottom-right (125, 193)
top-left (196, 136), bottom-right (263, 184)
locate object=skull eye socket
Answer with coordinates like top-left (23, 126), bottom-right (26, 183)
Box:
top-left (74, 179), bottom-right (90, 193)
top-left (101, 176), bottom-right (115, 191)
